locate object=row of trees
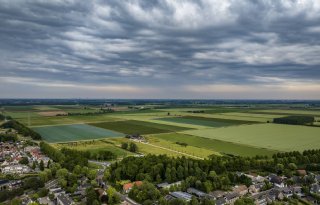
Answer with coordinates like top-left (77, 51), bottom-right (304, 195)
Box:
top-left (273, 115), bottom-right (315, 125)
top-left (40, 142), bottom-right (88, 171)
top-left (0, 120), bottom-right (41, 140)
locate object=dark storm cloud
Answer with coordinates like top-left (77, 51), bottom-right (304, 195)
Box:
top-left (0, 0), bottom-right (320, 98)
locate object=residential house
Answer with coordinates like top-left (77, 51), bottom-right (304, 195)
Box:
top-left (123, 181), bottom-right (143, 194)
top-left (210, 190), bottom-right (225, 199)
top-left (0, 179), bottom-right (9, 190)
top-left (49, 187), bottom-right (65, 198)
top-left (57, 194), bottom-right (74, 205)
top-left (268, 174), bottom-right (285, 188)
top-left (169, 191), bottom-right (193, 202)
top-left (2, 164), bottom-right (31, 174)
top-left (268, 189), bottom-right (284, 201)
top-left (224, 192), bottom-right (240, 204)
top-left (311, 183), bottom-right (320, 194)
top-left (281, 187), bottom-right (293, 198)
top-left (292, 186), bottom-right (303, 197)
top-left (215, 198), bottom-right (226, 205)
top-left (232, 185), bottom-right (248, 196)
top-left (245, 173), bottom-right (266, 184)
top-left (249, 182), bottom-right (265, 194)
top-left (187, 187), bottom-right (212, 199)
top-left (157, 181), bottom-right (181, 189)
top-left (38, 197), bottom-right (55, 205)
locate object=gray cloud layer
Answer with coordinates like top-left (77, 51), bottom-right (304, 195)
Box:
top-left (0, 0), bottom-right (320, 99)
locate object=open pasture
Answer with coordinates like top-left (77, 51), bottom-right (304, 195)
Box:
top-left (33, 124), bottom-right (124, 143)
top-left (156, 116), bottom-right (256, 127)
top-left (146, 136), bottom-right (220, 158)
top-left (53, 139), bottom-right (132, 158)
top-left (183, 123), bottom-right (320, 152)
top-left (90, 120), bottom-right (190, 135)
top-left (153, 133), bottom-right (277, 157)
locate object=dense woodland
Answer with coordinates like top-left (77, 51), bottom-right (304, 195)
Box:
top-left (0, 133), bottom-right (17, 142)
top-left (273, 116), bottom-right (315, 125)
top-left (40, 142), bottom-right (116, 171)
top-left (0, 120), bottom-right (42, 140)
top-left (108, 149), bottom-right (320, 204)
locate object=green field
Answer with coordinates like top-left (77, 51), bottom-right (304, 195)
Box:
top-left (33, 124), bottom-right (124, 143)
top-left (153, 133), bottom-right (277, 157)
top-left (53, 139), bottom-right (132, 158)
top-left (156, 116), bottom-right (256, 127)
top-left (183, 123), bottom-right (320, 152)
top-left (90, 120), bottom-right (190, 135)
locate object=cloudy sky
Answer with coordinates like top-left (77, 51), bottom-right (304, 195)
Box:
top-left (0, 0), bottom-right (320, 99)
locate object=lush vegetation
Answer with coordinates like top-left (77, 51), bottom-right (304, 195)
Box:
top-left (1, 120), bottom-right (42, 140)
top-left (0, 133), bottom-right (17, 142)
top-left (107, 148), bottom-right (320, 204)
top-left (273, 115), bottom-right (315, 125)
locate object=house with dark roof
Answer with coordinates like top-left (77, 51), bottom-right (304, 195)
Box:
top-left (290, 186), bottom-right (303, 197)
top-left (0, 179), bottom-right (9, 190)
top-left (281, 187), bottom-right (293, 198)
top-left (311, 183), bottom-right (320, 194)
top-left (215, 197), bottom-right (226, 205)
top-left (157, 181), bottom-right (181, 189)
top-left (187, 187), bottom-right (211, 199)
top-left (169, 191), bottom-right (193, 201)
top-left (224, 192), bottom-right (239, 204)
top-left (268, 174), bottom-right (285, 188)
top-left (210, 190), bottom-right (225, 199)
top-left (57, 194), bottom-right (74, 205)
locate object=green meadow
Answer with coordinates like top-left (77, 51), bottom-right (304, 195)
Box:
top-left (183, 123), bottom-right (320, 152)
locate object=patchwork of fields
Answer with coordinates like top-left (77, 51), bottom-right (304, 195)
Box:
top-left (3, 104), bottom-right (320, 158)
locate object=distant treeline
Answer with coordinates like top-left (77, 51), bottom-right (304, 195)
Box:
top-left (187, 110), bottom-right (205, 113)
top-left (56, 109), bottom-right (114, 116)
top-left (0, 120), bottom-right (41, 140)
top-left (273, 115), bottom-right (315, 125)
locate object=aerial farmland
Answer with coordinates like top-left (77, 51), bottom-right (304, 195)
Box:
top-left (2, 101), bottom-right (320, 159)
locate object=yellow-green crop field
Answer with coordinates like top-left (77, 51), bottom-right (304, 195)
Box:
top-left (183, 123), bottom-right (320, 152)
